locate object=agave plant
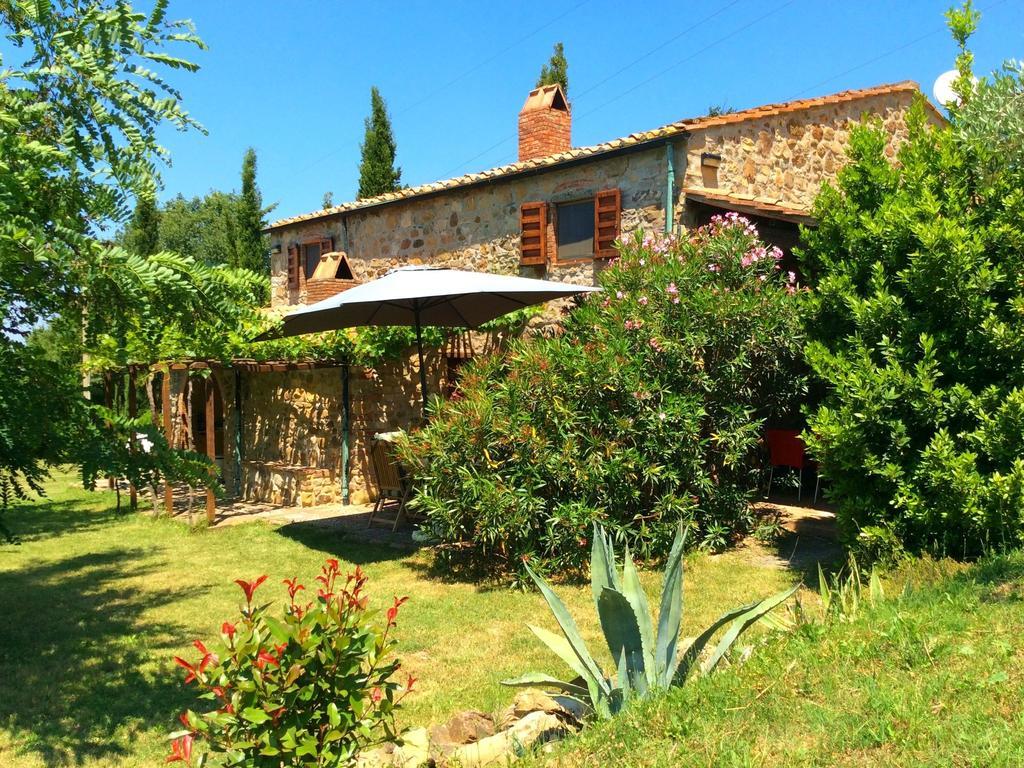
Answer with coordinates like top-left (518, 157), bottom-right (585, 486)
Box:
top-left (503, 523), bottom-right (799, 718)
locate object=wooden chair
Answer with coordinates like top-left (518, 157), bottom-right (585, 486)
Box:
top-left (366, 433), bottom-right (415, 531)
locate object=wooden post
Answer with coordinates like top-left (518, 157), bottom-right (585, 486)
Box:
top-left (205, 377), bottom-right (217, 523)
top-left (128, 375), bottom-right (138, 511)
top-left (104, 373), bottom-right (115, 489)
top-left (162, 370), bottom-right (174, 514)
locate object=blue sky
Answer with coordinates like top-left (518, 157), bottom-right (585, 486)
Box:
top-left (153, 0), bottom-right (1023, 223)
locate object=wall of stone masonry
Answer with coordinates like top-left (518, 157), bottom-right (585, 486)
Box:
top-left (683, 90), bottom-right (926, 210)
top-left (233, 330), bottom-right (512, 506)
top-left (269, 143), bottom-right (678, 309)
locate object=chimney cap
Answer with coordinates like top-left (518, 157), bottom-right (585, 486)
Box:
top-left (521, 83), bottom-right (569, 113)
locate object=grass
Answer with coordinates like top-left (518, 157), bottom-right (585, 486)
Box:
top-left (524, 555), bottom-right (1024, 767)
top-left (0, 469), bottom-right (797, 767)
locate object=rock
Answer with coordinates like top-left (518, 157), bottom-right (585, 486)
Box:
top-left (496, 690), bottom-right (585, 730)
top-left (446, 711), bottom-right (569, 767)
top-left (429, 710), bottom-right (494, 758)
top-left (392, 727), bottom-right (433, 768)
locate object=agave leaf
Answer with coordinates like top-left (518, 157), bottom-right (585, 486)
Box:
top-left (500, 672), bottom-right (591, 701)
top-left (655, 523), bottom-right (687, 684)
top-left (672, 602), bottom-right (754, 684)
top-left (523, 564), bottom-right (609, 698)
top-left (597, 586), bottom-right (647, 695)
top-left (590, 523), bottom-right (620, 611)
top-left (620, 546), bottom-right (657, 688)
top-left (700, 584), bottom-right (800, 676)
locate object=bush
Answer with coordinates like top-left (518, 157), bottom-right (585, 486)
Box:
top-left (398, 218), bottom-right (804, 576)
top-left (799, 11), bottom-right (1024, 558)
top-left (168, 559), bottom-right (412, 767)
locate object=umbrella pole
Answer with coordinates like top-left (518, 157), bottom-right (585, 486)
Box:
top-left (415, 311), bottom-right (428, 421)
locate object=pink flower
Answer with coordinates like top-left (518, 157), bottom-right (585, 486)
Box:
top-left (787, 271), bottom-right (797, 284)
top-left (615, 290), bottom-right (624, 299)
top-left (708, 264), bottom-right (720, 273)
top-left (666, 282), bottom-right (678, 295)
top-left (771, 246), bottom-right (784, 261)
top-left (638, 296), bottom-right (648, 306)
top-left (672, 296), bottom-right (680, 304)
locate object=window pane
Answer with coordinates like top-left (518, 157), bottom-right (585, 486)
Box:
top-left (556, 200), bottom-right (594, 261)
top-left (302, 243), bottom-right (321, 279)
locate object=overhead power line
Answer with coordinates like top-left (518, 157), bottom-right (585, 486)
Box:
top-left (440, 0), bottom-right (786, 179)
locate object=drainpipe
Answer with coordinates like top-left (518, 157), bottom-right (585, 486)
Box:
top-left (340, 363), bottom-right (350, 504)
top-left (664, 140), bottom-right (676, 234)
top-left (233, 368), bottom-right (243, 498)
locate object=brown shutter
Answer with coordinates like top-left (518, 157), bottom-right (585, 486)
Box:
top-left (287, 245), bottom-right (300, 288)
top-left (319, 236), bottom-right (334, 255)
top-left (594, 188), bottom-right (621, 259)
top-left (520, 202), bottom-right (548, 266)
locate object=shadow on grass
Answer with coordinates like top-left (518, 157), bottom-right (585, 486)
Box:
top-left (273, 520), bottom-right (417, 567)
top-left (0, 549), bottom-right (202, 765)
top-left (2, 492), bottom-right (125, 545)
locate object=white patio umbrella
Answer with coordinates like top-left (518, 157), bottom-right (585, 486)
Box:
top-left (256, 265), bottom-right (599, 417)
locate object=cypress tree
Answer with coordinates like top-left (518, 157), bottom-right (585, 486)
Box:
top-left (536, 42), bottom-right (568, 95)
top-left (127, 191), bottom-right (160, 256)
top-left (357, 87), bottom-right (402, 199)
top-left (235, 147), bottom-right (268, 273)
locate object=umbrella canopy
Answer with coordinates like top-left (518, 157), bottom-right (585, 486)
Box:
top-left (255, 265), bottom-right (600, 418)
top-left (257, 265), bottom-right (600, 338)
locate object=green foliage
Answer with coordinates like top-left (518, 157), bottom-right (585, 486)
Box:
top-left (504, 524), bottom-right (797, 719)
top-left (128, 186), bottom-right (161, 257)
top-left (236, 147), bottom-right (269, 274)
top-left (0, 0), bottom-right (207, 518)
top-left (536, 42), bottom-right (569, 95)
top-left (153, 191), bottom-right (244, 268)
top-left (398, 219), bottom-right (805, 575)
top-left (799, 19), bottom-right (1024, 558)
top-left (170, 560), bottom-right (410, 767)
top-left (816, 556), bottom-right (884, 623)
top-left (357, 87), bottom-right (401, 200)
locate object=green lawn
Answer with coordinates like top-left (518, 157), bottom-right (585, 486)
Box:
top-left (524, 555), bottom-right (1024, 767)
top-left (0, 470), bottom-right (797, 767)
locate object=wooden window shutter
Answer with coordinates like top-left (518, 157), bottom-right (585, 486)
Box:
top-left (319, 236), bottom-right (334, 255)
top-left (287, 245), bottom-right (300, 288)
top-left (594, 188), bottom-right (621, 259)
top-left (520, 202), bottom-right (548, 266)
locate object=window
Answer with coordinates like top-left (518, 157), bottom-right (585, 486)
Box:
top-left (287, 236), bottom-right (334, 287)
top-left (520, 189), bottom-right (620, 266)
top-left (555, 200), bottom-right (594, 261)
top-left (302, 242), bottom-right (322, 280)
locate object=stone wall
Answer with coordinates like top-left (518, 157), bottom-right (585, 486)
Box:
top-left (683, 90), bottom-right (924, 209)
top-left (235, 330), bottom-right (511, 506)
top-left (269, 144), bottom-right (675, 309)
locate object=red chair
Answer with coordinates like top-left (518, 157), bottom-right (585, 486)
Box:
top-left (764, 429), bottom-right (820, 503)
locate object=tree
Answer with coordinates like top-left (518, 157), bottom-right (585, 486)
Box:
top-left (799, 3), bottom-right (1024, 560)
top-left (357, 87), bottom-right (401, 199)
top-left (127, 188), bottom-right (161, 257)
top-left (536, 42), bottom-right (568, 95)
top-left (0, 0), bottom-right (225, 532)
top-left (235, 147), bottom-right (268, 273)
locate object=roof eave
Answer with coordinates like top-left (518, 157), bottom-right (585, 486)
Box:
top-left (263, 132), bottom-right (689, 234)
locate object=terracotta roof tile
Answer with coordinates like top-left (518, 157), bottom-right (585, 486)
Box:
top-left (267, 81), bottom-right (933, 231)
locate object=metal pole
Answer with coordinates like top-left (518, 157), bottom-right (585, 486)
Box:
top-left (415, 309), bottom-right (428, 421)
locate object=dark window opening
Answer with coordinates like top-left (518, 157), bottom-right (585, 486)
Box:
top-left (302, 242), bottom-right (321, 279)
top-left (556, 199), bottom-right (594, 261)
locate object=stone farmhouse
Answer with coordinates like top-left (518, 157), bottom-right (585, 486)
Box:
top-left (160, 80), bottom-right (942, 513)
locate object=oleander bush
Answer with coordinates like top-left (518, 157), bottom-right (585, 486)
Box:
top-left (799, 8), bottom-right (1024, 560)
top-left (398, 217), bottom-right (804, 576)
top-left (168, 559), bottom-right (412, 767)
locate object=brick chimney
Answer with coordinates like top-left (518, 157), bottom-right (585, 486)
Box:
top-left (518, 83), bottom-right (571, 161)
